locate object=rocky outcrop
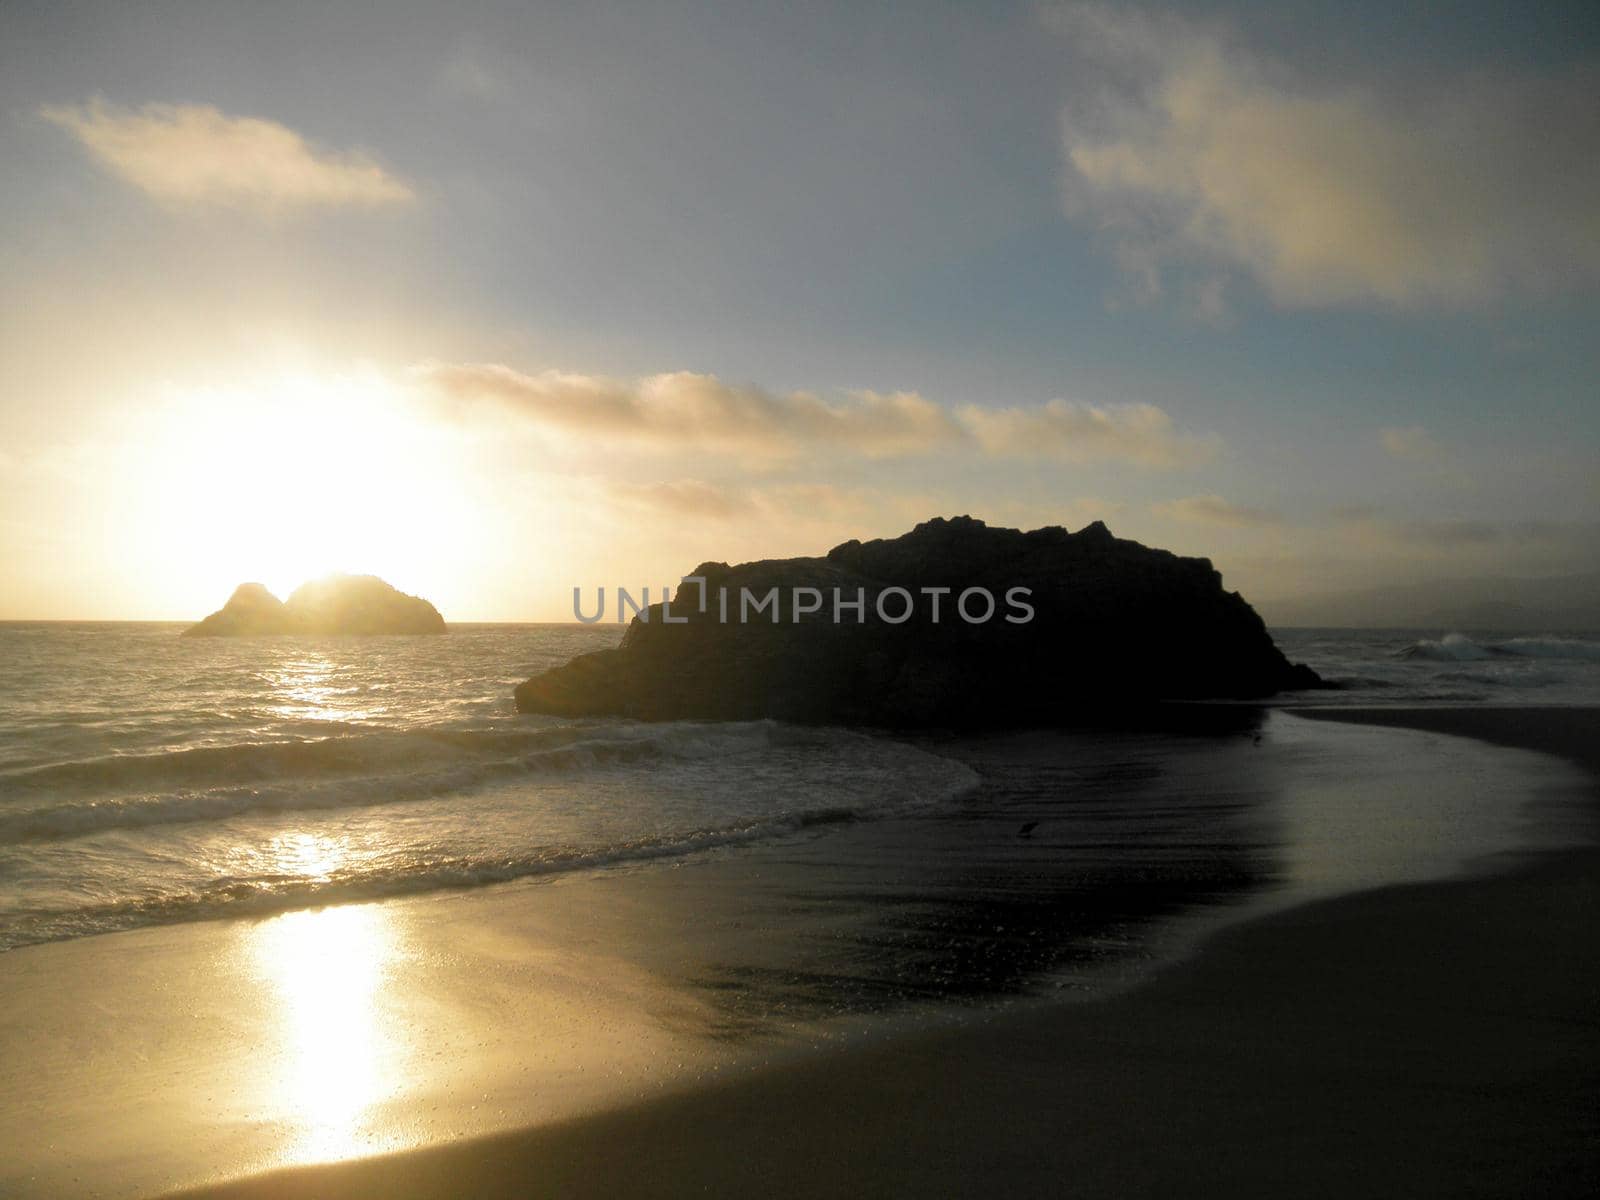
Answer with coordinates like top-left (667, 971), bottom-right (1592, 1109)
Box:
top-left (186, 582), bottom-right (289, 636)
top-left (515, 516), bottom-right (1323, 726)
top-left (184, 575), bottom-right (446, 636)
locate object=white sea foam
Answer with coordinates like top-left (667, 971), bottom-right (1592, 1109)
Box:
top-left (1398, 632), bottom-right (1495, 662)
top-left (0, 624), bottom-right (984, 949)
top-left (1397, 632), bottom-right (1600, 664)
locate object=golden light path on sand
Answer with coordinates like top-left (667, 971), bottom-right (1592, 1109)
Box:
top-left (0, 822), bottom-right (737, 1197)
top-left (247, 838), bottom-right (404, 1167)
top-left (240, 825), bottom-right (412, 1164)
top-left (226, 844), bottom-right (728, 1179)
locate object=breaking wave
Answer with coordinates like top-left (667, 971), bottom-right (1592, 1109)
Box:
top-left (1398, 633), bottom-right (1600, 663)
top-left (0, 805), bottom-right (880, 951)
top-left (0, 721), bottom-right (841, 843)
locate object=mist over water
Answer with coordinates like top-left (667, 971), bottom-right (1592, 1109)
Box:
top-left (1, 622), bottom-right (1595, 952)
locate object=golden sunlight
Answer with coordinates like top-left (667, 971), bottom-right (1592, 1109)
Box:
top-left (261, 653), bottom-right (383, 723)
top-left (250, 903), bottom-right (401, 1165)
top-left (115, 366), bottom-right (481, 611)
top-left (270, 830), bottom-right (348, 880)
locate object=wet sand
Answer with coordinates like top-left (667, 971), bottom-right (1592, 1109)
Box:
top-left (168, 706), bottom-right (1600, 1200)
top-left (1293, 705), bottom-right (1600, 773)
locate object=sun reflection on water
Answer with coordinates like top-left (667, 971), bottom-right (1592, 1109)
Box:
top-left (271, 830), bottom-right (346, 880)
top-left (249, 901), bottom-right (402, 1164)
top-left (261, 654), bottom-right (382, 723)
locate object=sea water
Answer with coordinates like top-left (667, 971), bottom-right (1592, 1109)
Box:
top-left (1, 622), bottom-right (1596, 952)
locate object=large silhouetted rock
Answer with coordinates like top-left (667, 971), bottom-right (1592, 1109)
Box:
top-left (184, 575), bottom-right (446, 636)
top-left (514, 517), bottom-right (1323, 726)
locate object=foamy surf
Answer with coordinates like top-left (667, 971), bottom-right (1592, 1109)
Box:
top-left (1, 720), bottom-right (877, 841)
top-left (0, 624), bottom-right (978, 951)
top-left (1271, 628), bottom-right (1600, 705)
top-left (2, 801), bottom-right (893, 950)
top-left (1399, 633), bottom-right (1600, 663)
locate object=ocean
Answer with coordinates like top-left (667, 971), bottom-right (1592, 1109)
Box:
top-left (2, 622), bottom-right (1597, 955)
top-left (1272, 627), bottom-right (1600, 706)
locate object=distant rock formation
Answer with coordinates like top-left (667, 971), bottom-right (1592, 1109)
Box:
top-left (189, 582), bottom-right (289, 636)
top-left (514, 516), bottom-right (1325, 726)
top-left (184, 575), bottom-right (446, 636)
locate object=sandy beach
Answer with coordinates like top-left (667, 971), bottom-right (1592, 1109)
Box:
top-left (135, 706), bottom-right (1598, 1200)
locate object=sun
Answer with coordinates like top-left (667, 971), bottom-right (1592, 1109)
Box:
top-left (117, 365), bottom-right (479, 611)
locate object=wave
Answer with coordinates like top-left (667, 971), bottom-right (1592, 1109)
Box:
top-left (2, 722), bottom-right (734, 795)
top-left (1397, 633), bottom-right (1492, 662)
top-left (1397, 633), bottom-right (1600, 663)
top-left (1497, 637), bottom-right (1600, 662)
top-left (0, 720), bottom-right (838, 843)
top-left (0, 805), bottom-right (885, 951)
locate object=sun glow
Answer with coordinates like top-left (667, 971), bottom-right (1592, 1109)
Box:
top-left (115, 366), bottom-right (480, 612)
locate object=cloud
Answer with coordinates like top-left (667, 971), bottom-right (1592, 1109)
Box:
top-left (1330, 511), bottom-right (1598, 557)
top-left (435, 38), bottom-right (513, 102)
top-left (1151, 493), bottom-right (1278, 526)
top-left (607, 479), bottom-right (748, 520)
top-left (603, 479), bottom-right (935, 531)
top-left (421, 362), bottom-right (1214, 469)
top-left (423, 364), bottom-right (965, 459)
top-left (42, 99), bottom-right (414, 211)
top-left (1387, 519), bottom-right (1501, 547)
top-left (1380, 426), bottom-right (1444, 463)
top-left (1055, 6), bottom-right (1600, 307)
top-left (960, 398), bottom-right (1217, 467)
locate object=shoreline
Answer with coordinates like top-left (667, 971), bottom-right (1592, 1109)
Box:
top-left (1290, 704), bottom-right (1600, 775)
top-left (166, 705), bottom-right (1600, 1199)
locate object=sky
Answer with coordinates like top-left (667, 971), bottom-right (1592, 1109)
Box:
top-left (2, 0), bottom-right (1597, 622)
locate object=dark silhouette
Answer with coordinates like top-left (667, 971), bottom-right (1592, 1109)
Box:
top-left (183, 574), bottom-right (446, 636)
top-left (515, 516), bottom-right (1324, 726)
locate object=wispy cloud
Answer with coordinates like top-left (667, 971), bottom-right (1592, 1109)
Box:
top-left (603, 478), bottom-right (938, 533)
top-left (606, 478), bottom-right (748, 520)
top-left (435, 38), bottom-right (513, 102)
top-left (422, 362), bottom-right (1215, 469)
top-left (960, 398), bottom-right (1217, 468)
top-left (1332, 512), bottom-right (1596, 557)
top-left (1380, 426), bottom-right (1445, 463)
top-left (42, 99), bottom-right (414, 211)
top-left (1054, 5), bottom-right (1600, 308)
top-left (1151, 493), bottom-right (1278, 526)
top-left (423, 364), bottom-right (964, 459)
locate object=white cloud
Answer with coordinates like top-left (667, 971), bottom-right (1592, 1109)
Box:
top-left (421, 362), bottom-right (1215, 469)
top-left (1055, 5), bottom-right (1600, 307)
top-left (1151, 493), bottom-right (1277, 526)
top-left (42, 99), bottom-right (414, 211)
